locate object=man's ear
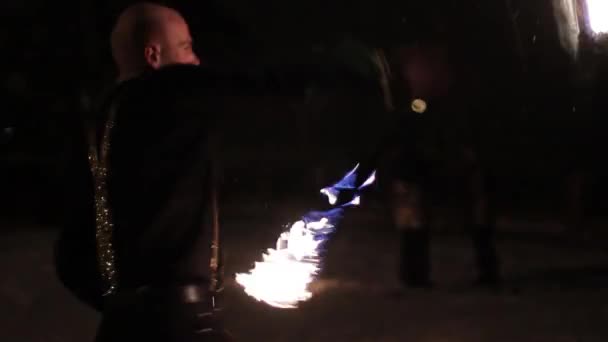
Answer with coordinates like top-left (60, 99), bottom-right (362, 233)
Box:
top-left (144, 44), bottom-right (162, 69)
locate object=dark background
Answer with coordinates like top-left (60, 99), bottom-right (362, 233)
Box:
top-left (1, 0), bottom-right (607, 228)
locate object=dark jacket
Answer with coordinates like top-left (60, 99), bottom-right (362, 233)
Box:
top-left (55, 65), bottom-right (237, 310)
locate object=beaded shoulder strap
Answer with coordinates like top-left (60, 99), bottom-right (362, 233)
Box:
top-left (87, 99), bottom-right (120, 296)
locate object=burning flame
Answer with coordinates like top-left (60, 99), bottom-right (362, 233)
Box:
top-left (587, 0), bottom-right (608, 34)
top-left (236, 164), bottom-right (376, 309)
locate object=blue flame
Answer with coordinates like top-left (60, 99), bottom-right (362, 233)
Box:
top-left (303, 164), bottom-right (376, 247)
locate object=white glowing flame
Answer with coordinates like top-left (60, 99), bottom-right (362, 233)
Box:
top-left (358, 171), bottom-right (376, 189)
top-left (587, 0), bottom-right (608, 34)
top-left (319, 187), bottom-right (338, 205)
top-left (235, 218), bottom-right (332, 309)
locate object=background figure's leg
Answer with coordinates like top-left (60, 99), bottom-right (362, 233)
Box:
top-left (469, 164), bottom-right (501, 287)
top-left (391, 179), bottom-right (432, 288)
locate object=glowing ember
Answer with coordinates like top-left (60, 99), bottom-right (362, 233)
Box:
top-left (236, 164), bottom-right (376, 309)
top-left (587, 0), bottom-right (608, 34)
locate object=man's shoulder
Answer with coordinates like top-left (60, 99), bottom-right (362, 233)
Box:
top-left (134, 64), bottom-right (262, 96)
top-left (106, 65), bottom-right (217, 114)
top-left (132, 65), bottom-right (214, 93)
top-left (109, 65), bottom-right (255, 122)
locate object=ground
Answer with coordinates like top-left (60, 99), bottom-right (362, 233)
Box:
top-left (2, 209), bottom-right (608, 342)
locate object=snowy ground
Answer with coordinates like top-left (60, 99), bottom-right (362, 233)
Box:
top-left (2, 213), bottom-right (608, 342)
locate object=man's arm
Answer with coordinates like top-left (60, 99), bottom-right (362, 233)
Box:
top-left (53, 121), bottom-right (104, 311)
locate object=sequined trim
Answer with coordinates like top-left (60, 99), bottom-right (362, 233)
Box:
top-left (87, 117), bottom-right (119, 296)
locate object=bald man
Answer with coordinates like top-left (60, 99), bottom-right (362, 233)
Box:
top-left (55, 3), bottom-right (233, 341)
top-left (110, 2), bottom-right (200, 82)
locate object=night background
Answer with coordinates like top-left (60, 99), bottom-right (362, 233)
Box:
top-left (1, 0), bottom-right (608, 341)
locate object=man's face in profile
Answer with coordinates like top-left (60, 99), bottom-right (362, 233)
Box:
top-left (158, 16), bottom-right (200, 67)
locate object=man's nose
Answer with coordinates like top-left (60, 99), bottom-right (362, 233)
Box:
top-left (192, 54), bottom-right (200, 66)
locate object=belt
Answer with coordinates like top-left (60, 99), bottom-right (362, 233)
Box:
top-left (134, 283), bottom-right (219, 307)
top-left (107, 283), bottom-right (227, 338)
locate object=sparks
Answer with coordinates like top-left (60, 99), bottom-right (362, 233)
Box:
top-left (235, 164), bottom-right (376, 308)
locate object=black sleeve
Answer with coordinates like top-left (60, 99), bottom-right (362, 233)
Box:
top-left (54, 222), bottom-right (104, 311)
top-left (53, 121), bottom-right (104, 311)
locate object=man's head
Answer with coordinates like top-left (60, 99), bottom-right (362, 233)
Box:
top-left (111, 2), bottom-right (200, 82)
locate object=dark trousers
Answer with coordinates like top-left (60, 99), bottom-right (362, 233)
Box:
top-left (95, 285), bottom-right (231, 342)
top-left (398, 225), bottom-right (500, 287)
top-left (392, 164), bottom-right (500, 287)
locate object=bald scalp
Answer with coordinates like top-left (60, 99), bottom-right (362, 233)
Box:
top-left (110, 2), bottom-right (182, 81)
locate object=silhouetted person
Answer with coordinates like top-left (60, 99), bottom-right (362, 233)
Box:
top-left (387, 31), bottom-right (500, 289)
